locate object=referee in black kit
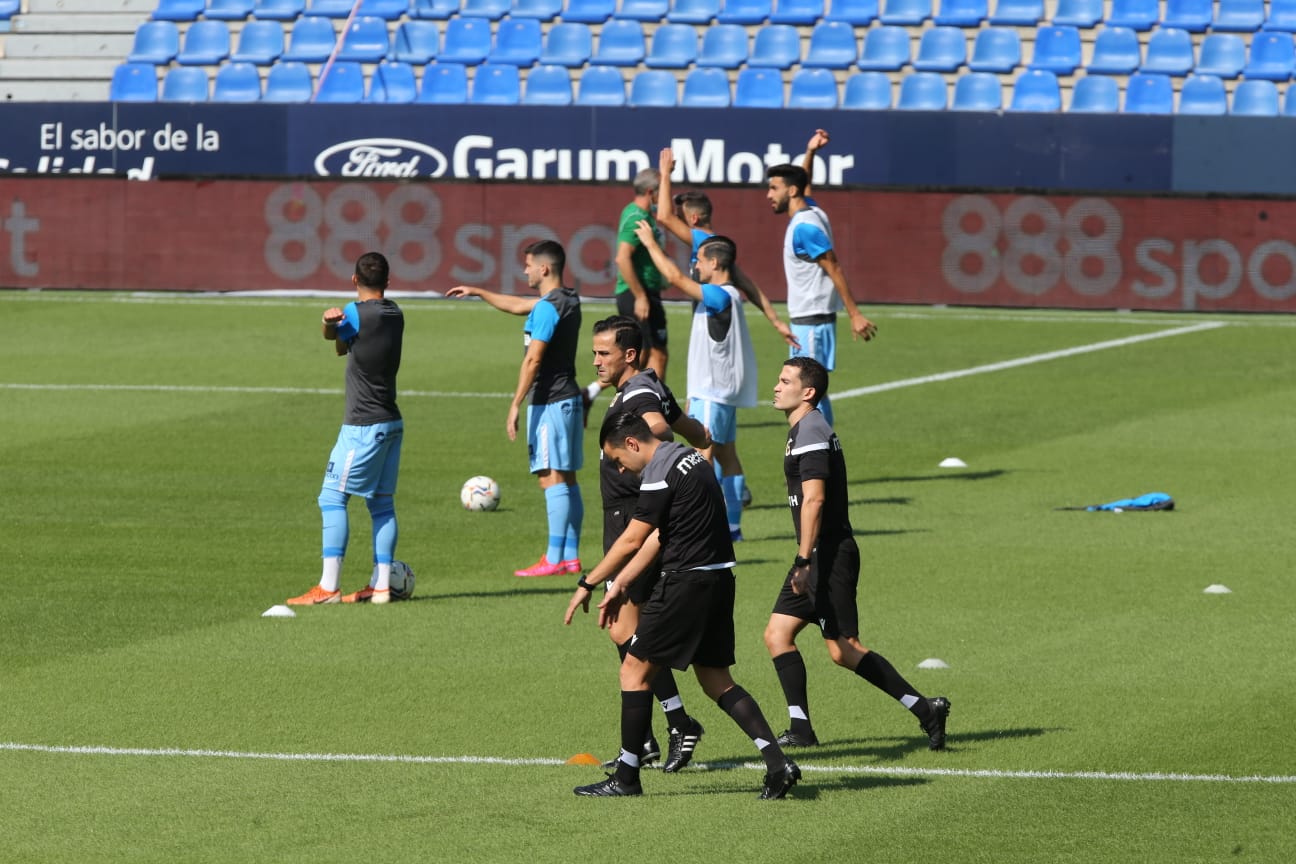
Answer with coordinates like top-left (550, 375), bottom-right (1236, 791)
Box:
top-left (565, 412), bottom-right (800, 799)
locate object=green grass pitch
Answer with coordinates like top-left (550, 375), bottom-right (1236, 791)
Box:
top-left (2, 291), bottom-right (1293, 863)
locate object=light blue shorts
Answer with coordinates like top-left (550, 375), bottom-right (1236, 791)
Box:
top-left (528, 396), bottom-right (583, 473)
top-left (790, 321), bottom-right (837, 371)
top-left (688, 398), bottom-right (737, 445)
top-left (323, 420), bottom-right (403, 498)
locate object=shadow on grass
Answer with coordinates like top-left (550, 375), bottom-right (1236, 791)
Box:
top-left (807, 725), bottom-right (1058, 761)
top-left (757, 528), bottom-right (928, 543)
top-left (745, 495), bottom-right (913, 513)
top-left (859, 469), bottom-right (1009, 485)
top-left (412, 585), bottom-right (574, 602)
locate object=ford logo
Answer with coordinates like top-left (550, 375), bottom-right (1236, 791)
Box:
top-left (314, 138), bottom-right (448, 178)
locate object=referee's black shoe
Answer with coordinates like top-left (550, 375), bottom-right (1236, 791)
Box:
top-left (574, 774), bottom-right (643, 797)
top-left (921, 696), bottom-right (951, 751)
top-left (601, 734), bottom-right (661, 770)
top-left (775, 728), bottom-right (820, 748)
top-left (758, 759), bottom-right (801, 800)
top-left (662, 719), bottom-right (705, 773)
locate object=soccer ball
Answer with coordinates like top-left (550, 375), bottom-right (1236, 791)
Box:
top-left (460, 475), bottom-right (501, 511)
top-left (390, 560), bottom-right (415, 601)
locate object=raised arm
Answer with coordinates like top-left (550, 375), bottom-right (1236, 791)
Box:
top-left (731, 263), bottom-right (799, 349)
top-left (632, 219), bottom-right (703, 302)
top-left (322, 306), bottom-right (349, 356)
top-left (801, 128), bottom-right (829, 198)
top-left (444, 285), bottom-right (539, 316)
top-left (655, 148), bottom-right (692, 244)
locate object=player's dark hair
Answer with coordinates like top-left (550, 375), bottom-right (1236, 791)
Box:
top-left (784, 356), bottom-right (829, 407)
top-left (698, 235), bottom-right (736, 272)
top-left (525, 239), bottom-right (566, 279)
top-left (678, 191), bottom-right (713, 224)
top-left (592, 315), bottom-right (644, 358)
top-left (354, 252), bottom-right (389, 291)
top-left (600, 409), bottom-right (654, 449)
top-left (767, 164), bottom-right (809, 199)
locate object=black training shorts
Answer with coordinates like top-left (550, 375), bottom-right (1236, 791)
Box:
top-left (628, 568), bottom-right (736, 671)
top-left (603, 502), bottom-right (660, 606)
top-left (615, 290), bottom-right (668, 350)
top-left (770, 536), bottom-right (861, 641)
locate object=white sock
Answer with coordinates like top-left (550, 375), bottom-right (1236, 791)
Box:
top-left (319, 556), bottom-right (343, 593)
top-left (374, 562), bottom-right (392, 592)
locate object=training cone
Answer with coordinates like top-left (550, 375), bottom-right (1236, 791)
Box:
top-left (1203, 584), bottom-right (1232, 594)
top-left (262, 604), bottom-right (297, 618)
top-left (939, 457), bottom-right (967, 468)
top-left (566, 753), bottom-right (602, 766)
top-left (918, 658), bottom-right (951, 669)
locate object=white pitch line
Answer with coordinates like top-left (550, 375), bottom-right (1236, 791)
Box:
top-left (3, 742), bottom-right (1292, 785)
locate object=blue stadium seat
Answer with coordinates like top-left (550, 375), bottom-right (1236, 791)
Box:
top-left (513, 0), bottom-right (564, 19)
top-left (841, 71), bottom-right (891, 107)
top-left (461, 0), bottom-right (512, 19)
top-left (934, 0), bottom-right (986, 27)
top-left (682, 67), bottom-right (731, 106)
top-left (1231, 78), bottom-right (1279, 115)
top-left (896, 70), bottom-right (947, 108)
top-left (440, 17), bottom-right (492, 64)
top-left (1050, 0), bottom-right (1101, 27)
top-left (127, 20), bottom-right (179, 64)
top-left (734, 66), bottom-right (785, 106)
top-left (177, 20), bottom-right (230, 65)
top-left (801, 21), bottom-right (859, 68)
top-left (1086, 26), bottom-right (1140, 74)
top-left (0, 0), bottom-right (18, 17)
top-left (110, 62), bottom-right (158, 101)
top-left (152, 0), bottom-right (205, 20)
top-left (1244, 33), bottom-right (1296, 81)
top-left (231, 21), bottom-right (284, 64)
top-left (988, 0), bottom-right (1041, 25)
top-left (367, 60), bottom-right (418, 102)
top-left (951, 70), bottom-right (1001, 109)
top-left (1009, 68), bottom-right (1060, 110)
top-left (263, 61), bottom-right (314, 101)
top-left (1283, 83), bottom-right (1296, 114)
top-left (281, 16), bottom-right (336, 63)
top-left (1195, 33), bottom-right (1246, 78)
top-left (1162, 0), bottom-right (1212, 32)
top-left (359, 0), bottom-right (410, 19)
top-left (826, 0), bottom-right (878, 24)
top-left (307, 0), bottom-right (357, 15)
top-left (417, 62), bottom-right (468, 102)
top-left (254, 0), bottom-right (306, 19)
top-left (748, 24), bottom-right (801, 67)
top-left (770, 0), bottom-right (825, 25)
top-left (857, 24), bottom-right (909, 70)
top-left (206, 0), bottom-right (256, 20)
top-left (470, 62), bottom-right (520, 103)
top-left (1106, 0), bottom-right (1159, 31)
top-left (619, 0), bottom-right (671, 20)
top-left (563, 0), bottom-right (616, 23)
top-left (315, 61), bottom-right (366, 102)
top-left (668, 0), bottom-right (722, 23)
top-left (338, 16), bottom-right (390, 62)
top-left (1123, 72), bottom-right (1173, 113)
top-left (912, 25), bottom-right (966, 71)
top-left (879, 0), bottom-right (931, 25)
top-left (788, 67), bottom-right (839, 107)
top-left (644, 23), bottom-right (698, 68)
top-left (1266, 0), bottom-right (1296, 32)
top-left (593, 19), bottom-right (645, 66)
top-left (716, 0), bottom-right (773, 23)
top-left (1141, 27), bottom-right (1193, 76)
top-left (697, 24), bottom-right (749, 68)
top-left (212, 61), bottom-right (263, 101)
top-left (575, 65), bottom-right (626, 105)
top-left (1213, 0), bottom-right (1265, 32)
top-left (162, 66), bottom-right (209, 101)
top-left (968, 27), bottom-right (1019, 72)
top-left (409, 0), bottom-right (458, 18)
top-left (490, 18), bottom-right (543, 65)
top-left (1068, 74), bottom-right (1119, 111)
top-left (393, 20), bottom-right (439, 63)
top-left (629, 69), bottom-right (678, 106)
top-left (1176, 73), bottom-right (1227, 114)
top-left (523, 64), bottom-right (573, 104)
top-left (540, 23), bottom-right (592, 66)
top-left (1029, 25), bottom-right (1080, 75)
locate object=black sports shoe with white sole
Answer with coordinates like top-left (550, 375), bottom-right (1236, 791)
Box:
top-left (775, 728), bottom-right (820, 748)
top-left (758, 759), bottom-right (801, 800)
top-left (921, 696), bottom-right (951, 751)
top-left (662, 719), bottom-right (704, 773)
top-left (574, 774), bottom-right (643, 797)
top-left (601, 734), bottom-right (662, 770)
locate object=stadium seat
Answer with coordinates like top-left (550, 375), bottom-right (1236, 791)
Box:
top-left (912, 26), bottom-right (966, 72)
top-left (338, 16), bottom-right (390, 62)
top-left (109, 62), bottom-right (158, 101)
top-left (308, 0), bottom-right (359, 15)
top-left (1067, 73), bottom-right (1119, 111)
top-left (206, 0), bottom-right (256, 20)
top-left (281, 16), bottom-right (336, 63)
top-left (593, 20), bottom-right (646, 66)
top-left (176, 20), bottom-right (230, 66)
top-left (263, 61), bottom-right (314, 101)
top-left (841, 71), bottom-right (891, 107)
top-left (440, 17), bottom-right (492, 65)
top-left (734, 66), bottom-right (785, 106)
top-left (461, 0), bottom-right (512, 19)
top-left (393, 20), bottom-right (439, 64)
top-left (748, 24), bottom-right (802, 68)
top-left (716, 0), bottom-right (773, 23)
top-left (1244, 33), bottom-right (1296, 81)
top-left (1213, 0), bottom-right (1265, 32)
top-left (681, 67), bottom-right (731, 106)
top-left (315, 60), bottom-right (366, 102)
top-left (801, 21), bottom-right (859, 68)
top-left (643, 23), bottom-right (698, 68)
top-left (950, 71), bottom-right (1001, 109)
top-left (856, 24), bottom-right (909, 70)
top-left (409, 0), bottom-right (458, 18)
top-left (563, 0), bottom-right (616, 23)
top-left (1141, 27), bottom-right (1193, 76)
top-left (697, 24), bottom-right (749, 68)
top-left (1162, 0), bottom-right (1212, 32)
top-left (1106, 0), bottom-right (1159, 31)
top-left (879, 0), bottom-right (931, 25)
top-left (1123, 72), bottom-right (1174, 113)
top-left (162, 65), bottom-right (210, 101)
top-left (359, 0), bottom-right (410, 19)
top-left (1087, 27), bottom-right (1140, 75)
top-left (231, 20), bottom-right (284, 64)
top-left (490, 18), bottom-right (543, 65)
top-left (1176, 73), bottom-right (1227, 114)
top-left (1283, 84), bottom-right (1296, 114)
top-left (629, 69), bottom-right (678, 106)
top-left (152, 0), bottom-right (205, 20)
top-left (1029, 25), bottom-right (1080, 75)
top-left (1009, 68), bottom-right (1060, 110)
top-left (1195, 33), bottom-right (1246, 78)
top-left (522, 64), bottom-right (573, 104)
top-left (1266, 0), bottom-right (1296, 32)
top-left (934, 0), bottom-right (986, 27)
top-left (254, 0), bottom-right (306, 19)
top-left (540, 23), bottom-right (593, 67)
top-left (127, 21), bottom-right (180, 64)
top-left (1050, 0), bottom-right (1101, 27)
top-left (770, 0), bottom-right (825, 25)
top-left (417, 62), bottom-right (469, 102)
top-left (212, 61), bottom-right (263, 101)
top-left (895, 70), bottom-right (946, 108)
top-left (367, 60), bottom-right (418, 102)
top-left (668, 0), bottom-right (722, 23)
top-left (826, 0), bottom-right (878, 24)
top-left (513, 0), bottom-right (564, 19)
top-left (470, 62), bottom-right (521, 103)
top-left (988, 0), bottom-right (1041, 25)
top-left (968, 27), bottom-right (1020, 73)
top-left (619, 0), bottom-right (671, 20)
top-left (575, 65), bottom-right (626, 105)
top-left (0, 0), bottom-right (18, 17)
top-left (788, 67), bottom-right (839, 108)
top-left (1231, 78), bottom-right (1280, 115)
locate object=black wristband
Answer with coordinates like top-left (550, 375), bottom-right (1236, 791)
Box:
top-left (793, 555), bottom-right (812, 568)
top-left (577, 576), bottom-right (600, 592)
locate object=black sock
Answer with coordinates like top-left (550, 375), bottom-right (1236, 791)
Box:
top-left (717, 685), bottom-right (785, 772)
top-left (651, 667), bottom-right (691, 729)
top-left (616, 690), bottom-right (654, 786)
top-left (772, 650), bottom-right (813, 735)
top-left (854, 651), bottom-right (932, 724)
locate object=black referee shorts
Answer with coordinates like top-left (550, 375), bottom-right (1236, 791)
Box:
top-left (627, 568), bottom-right (736, 671)
top-left (603, 502), bottom-right (660, 606)
top-left (615, 290), bottom-right (668, 350)
top-left (770, 536), bottom-right (861, 641)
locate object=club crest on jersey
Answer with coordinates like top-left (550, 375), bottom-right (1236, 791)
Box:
top-left (785, 437), bottom-right (794, 456)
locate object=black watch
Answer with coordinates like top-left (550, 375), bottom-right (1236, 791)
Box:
top-left (577, 576), bottom-right (600, 592)
top-left (794, 555), bottom-right (812, 568)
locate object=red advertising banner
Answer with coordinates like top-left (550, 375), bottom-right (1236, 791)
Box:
top-left (2, 177), bottom-right (1294, 313)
